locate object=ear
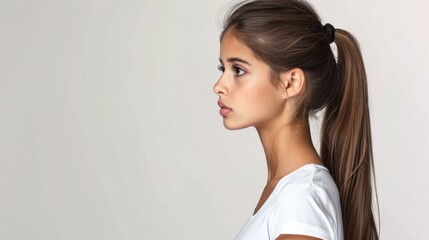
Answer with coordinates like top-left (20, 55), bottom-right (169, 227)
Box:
top-left (279, 68), bottom-right (306, 100)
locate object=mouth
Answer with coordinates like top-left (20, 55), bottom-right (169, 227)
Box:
top-left (217, 100), bottom-right (233, 117)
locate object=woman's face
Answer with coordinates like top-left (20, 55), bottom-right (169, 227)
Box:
top-left (213, 30), bottom-right (285, 130)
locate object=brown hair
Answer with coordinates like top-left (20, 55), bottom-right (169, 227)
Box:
top-left (219, 0), bottom-right (380, 239)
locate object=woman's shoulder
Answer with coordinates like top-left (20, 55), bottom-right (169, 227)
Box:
top-left (279, 163), bottom-right (335, 187)
top-left (274, 163), bottom-right (340, 207)
top-left (267, 164), bottom-right (342, 240)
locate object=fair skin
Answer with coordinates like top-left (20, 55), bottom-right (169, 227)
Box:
top-left (213, 29), bottom-right (324, 240)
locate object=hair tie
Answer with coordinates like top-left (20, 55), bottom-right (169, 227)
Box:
top-left (323, 23), bottom-right (335, 44)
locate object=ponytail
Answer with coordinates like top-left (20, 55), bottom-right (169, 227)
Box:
top-left (320, 29), bottom-right (380, 240)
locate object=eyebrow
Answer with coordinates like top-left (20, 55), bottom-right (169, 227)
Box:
top-left (219, 57), bottom-right (251, 66)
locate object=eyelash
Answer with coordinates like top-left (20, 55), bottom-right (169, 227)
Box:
top-left (217, 65), bottom-right (224, 72)
top-left (217, 64), bottom-right (246, 76)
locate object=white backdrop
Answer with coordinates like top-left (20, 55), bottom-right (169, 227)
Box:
top-left (1, 0), bottom-right (428, 239)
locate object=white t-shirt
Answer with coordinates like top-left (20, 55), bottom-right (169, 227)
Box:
top-left (233, 163), bottom-right (343, 240)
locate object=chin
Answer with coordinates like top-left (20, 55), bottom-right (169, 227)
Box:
top-left (223, 119), bottom-right (253, 130)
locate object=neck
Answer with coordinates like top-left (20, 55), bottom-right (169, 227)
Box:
top-left (255, 117), bottom-right (322, 184)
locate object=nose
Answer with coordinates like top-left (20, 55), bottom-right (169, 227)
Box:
top-left (213, 75), bottom-right (227, 96)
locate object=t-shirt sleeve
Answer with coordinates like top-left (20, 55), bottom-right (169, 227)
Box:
top-left (267, 183), bottom-right (336, 240)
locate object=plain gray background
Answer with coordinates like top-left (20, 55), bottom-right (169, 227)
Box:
top-left (1, 0), bottom-right (428, 239)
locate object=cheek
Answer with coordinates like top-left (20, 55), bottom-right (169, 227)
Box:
top-left (241, 80), bottom-right (282, 115)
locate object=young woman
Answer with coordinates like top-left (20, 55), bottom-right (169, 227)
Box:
top-left (213, 0), bottom-right (379, 240)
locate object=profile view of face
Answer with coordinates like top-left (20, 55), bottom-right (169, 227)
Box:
top-left (213, 30), bottom-right (285, 130)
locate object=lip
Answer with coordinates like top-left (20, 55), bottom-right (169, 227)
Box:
top-left (217, 101), bottom-right (232, 109)
top-left (217, 101), bottom-right (232, 117)
top-left (219, 107), bottom-right (232, 117)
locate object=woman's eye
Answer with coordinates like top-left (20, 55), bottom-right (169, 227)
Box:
top-left (217, 65), bottom-right (224, 72)
top-left (234, 66), bottom-right (245, 76)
